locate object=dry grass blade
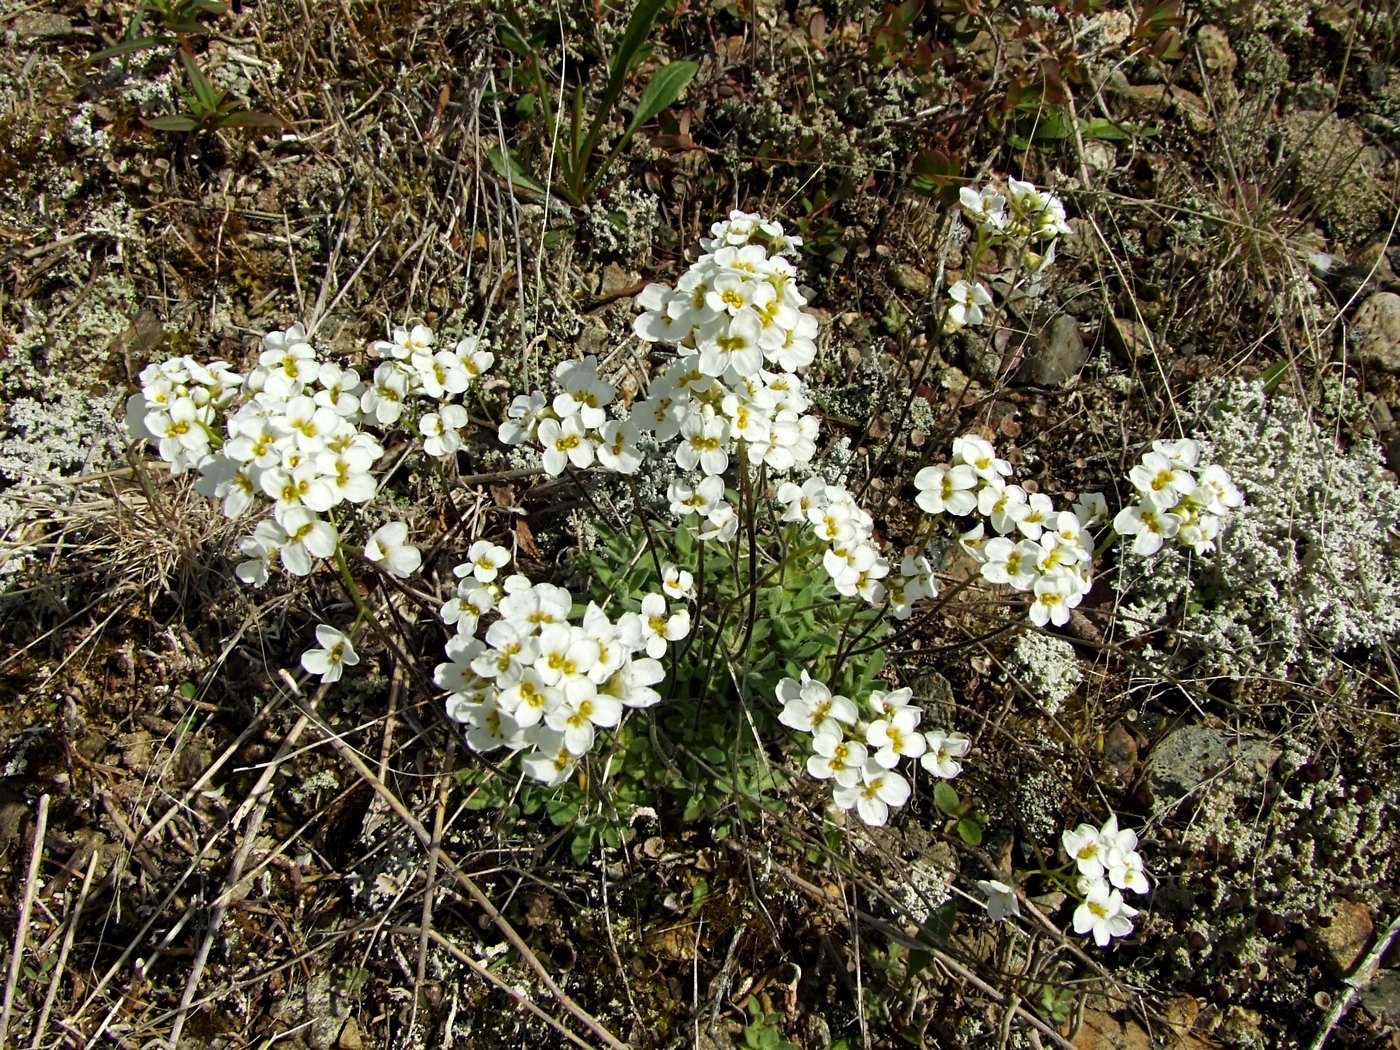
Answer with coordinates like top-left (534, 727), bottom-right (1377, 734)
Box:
top-left (277, 671), bottom-right (629, 1050)
top-left (167, 713), bottom-right (311, 1048)
top-left (0, 794), bottom-right (49, 1048)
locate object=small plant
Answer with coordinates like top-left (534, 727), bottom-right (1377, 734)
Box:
top-left (90, 0), bottom-right (227, 61)
top-left (491, 0), bottom-right (697, 206)
top-left (144, 50), bottom-right (283, 134)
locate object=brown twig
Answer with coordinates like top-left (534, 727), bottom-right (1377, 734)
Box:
top-left (0, 794), bottom-right (49, 1047)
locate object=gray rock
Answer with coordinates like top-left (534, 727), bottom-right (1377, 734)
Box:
top-left (1144, 724), bottom-right (1278, 812)
top-left (14, 12), bottom-right (75, 39)
top-left (1016, 313), bottom-right (1086, 387)
top-left (1353, 292), bottom-right (1400, 373)
top-left (1361, 967), bottom-right (1400, 1023)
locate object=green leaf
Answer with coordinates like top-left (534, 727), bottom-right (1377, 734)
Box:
top-left (486, 145), bottom-right (546, 195)
top-left (145, 114), bottom-right (202, 132)
top-left (1078, 117), bottom-right (1133, 141)
top-left (570, 827), bottom-right (595, 863)
top-left (608, 0), bottom-right (668, 89)
top-left (623, 60), bottom-right (698, 140)
top-left (177, 681), bottom-right (197, 699)
top-left (921, 899), bottom-right (957, 943)
top-left (1260, 359), bottom-right (1289, 394)
top-left (933, 780), bottom-right (962, 817)
top-left (179, 51), bottom-right (223, 112)
top-left (89, 35), bottom-right (162, 62)
top-left (957, 817), bottom-right (983, 846)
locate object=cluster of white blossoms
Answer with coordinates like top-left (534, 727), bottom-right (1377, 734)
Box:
top-left (497, 356), bottom-right (644, 477)
top-left (435, 544), bottom-right (696, 786)
top-left (1062, 813), bottom-right (1150, 946)
top-left (775, 478), bottom-right (937, 619)
top-left (946, 177), bottom-right (1073, 331)
top-left (127, 355), bottom-right (243, 475)
top-left (917, 434), bottom-right (1095, 627)
top-left (1113, 439), bottom-right (1243, 556)
top-left (360, 324), bottom-right (495, 457)
top-left (125, 322), bottom-right (506, 683)
top-left (776, 674), bottom-right (971, 827)
top-left (631, 214), bottom-right (822, 478)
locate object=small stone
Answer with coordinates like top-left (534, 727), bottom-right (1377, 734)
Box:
top-left (1105, 316), bottom-right (1153, 362)
top-left (336, 1018), bottom-right (362, 1050)
top-left (1307, 900), bottom-right (1373, 976)
top-left (600, 262), bottom-right (637, 298)
top-left (1353, 292), bottom-right (1400, 373)
top-left (1016, 314), bottom-right (1086, 387)
top-left (1083, 141), bottom-right (1117, 175)
top-left (890, 263), bottom-right (932, 296)
top-left (1144, 724), bottom-right (1278, 813)
top-left (14, 12), bottom-right (75, 39)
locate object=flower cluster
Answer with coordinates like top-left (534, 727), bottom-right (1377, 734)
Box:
top-left (1113, 439), bottom-right (1243, 556)
top-left (631, 217), bottom-right (821, 480)
top-left (916, 434), bottom-right (1094, 626)
top-left (498, 356), bottom-right (643, 477)
top-left (125, 323), bottom-right (493, 685)
top-left (126, 354), bottom-right (243, 475)
top-left (699, 209), bottom-right (804, 255)
top-left (775, 478), bottom-right (937, 618)
top-left (946, 178), bottom-right (1073, 330)
top-left (436, 545), bottom-right (695, 786)
top-left (776, 674), bottom-right (970, 827)
top-left (960, 178), bottom-right (1072, 250)
top-left (360, 324), bottom-right (495, 456)
top-left (1062, 813), bottom-right (1150, 946)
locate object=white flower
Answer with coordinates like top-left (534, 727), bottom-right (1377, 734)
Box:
top-left (920, 730), bottom-right (971, 778)
top-left (420, 404), bottom-right (470, 457)
top-left (364, 521), bottom-right (422, 578)
top-left (914, 463), bottom-right (979, 516)
top-left (807, 731), bottom-right (867, 786)
top-left (1073, 881), bottom-right (1139, 947)
top-left (776, 675), bottom-right (858, 736)
top-left (1112, 501), bottom-right (1181, 557)
top-left (832, 759), bottom-right (911, 827)
top-left (275, 506), bottom-right (338, 576)
top-left (977, 879), bottom-right (1020, 922)
top-left (301, 624), bottom-right (360, 683)
top-left (676, 406), bottom-right (731, 476)
top-left (465, 540), bottom-right (512, 583)
top-left (1073, 491), bottom-right (1109, 527)
top-left (946, 280), bottom-right (993, 328)
top-left (537, 415), bottom-right (596, 475)
top-left (553, 356), bottom-right (615, 430)
top-left (865, 707), bottom-right (927, 768)
top-left (661, 563), bottom-right (695, 600)
top-left (596, 419), bottom-right (643, 474)
top-left (372, 323), bottom-right (434, 360)
top-left (1029, 573), bottom-right (1075, 627)
top-left (952, 434), bottom-right (1012, 481)
top-left (1129, 450), bottom-right (1197, 510)
top-left (631, 593), bottom-right (691, 659)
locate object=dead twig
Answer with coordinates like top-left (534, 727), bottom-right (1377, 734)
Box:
top-left (1, 794), bottom-right (50, 1048)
